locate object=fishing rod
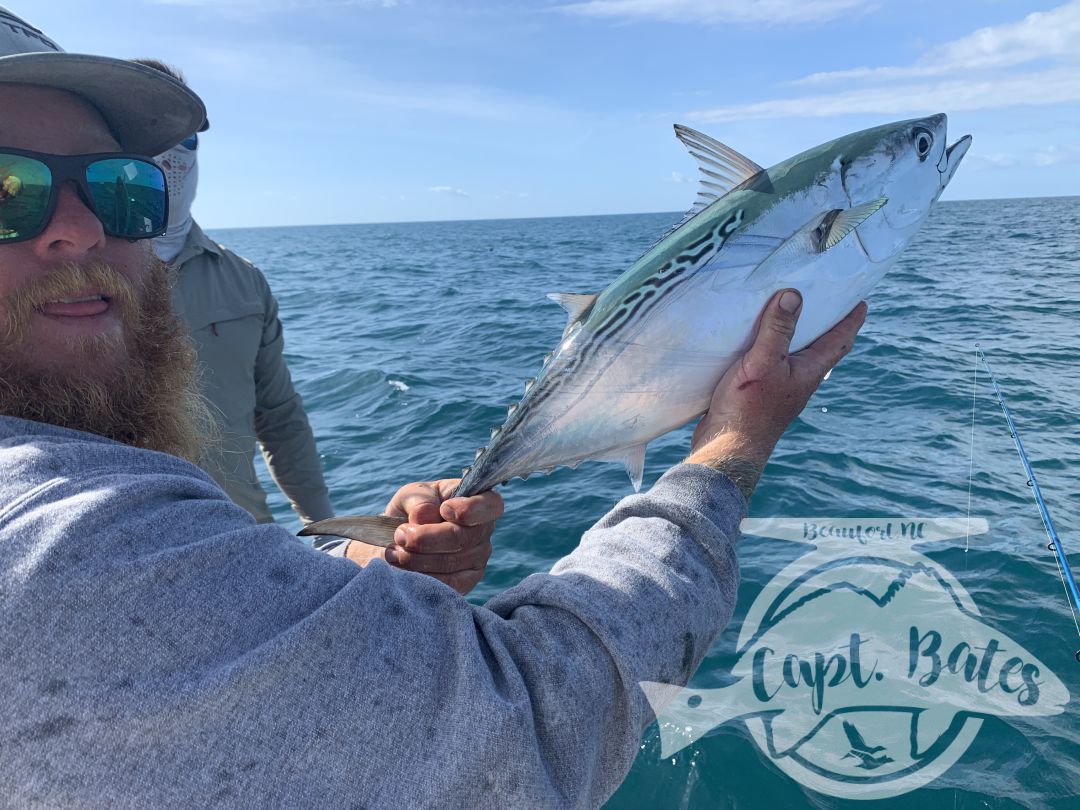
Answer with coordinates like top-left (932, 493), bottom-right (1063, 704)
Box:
top-left (976, 346), bottom-right (1080, 663)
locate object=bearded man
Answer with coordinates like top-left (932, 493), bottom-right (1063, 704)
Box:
top-left (0, 6), bottom-right (865, 807)
top-left (0, 215), bottom-right (215, 457)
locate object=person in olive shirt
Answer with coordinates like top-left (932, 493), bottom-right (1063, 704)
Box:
top-left (134, 59), bottom-right (336, 531)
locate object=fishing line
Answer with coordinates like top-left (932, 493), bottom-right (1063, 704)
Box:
top-left (965, 347), bottom-right (978, 554)
top-left (975, 345), bottom-right (1080, 663)
top-left (1045, 520), bottom-right (1080, 646)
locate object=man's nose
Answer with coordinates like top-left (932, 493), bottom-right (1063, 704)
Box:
top-left (31, 183), bottom-right (106, 258)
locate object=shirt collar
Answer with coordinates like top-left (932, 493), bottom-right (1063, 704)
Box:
top-left (172, 221), bottom-right (222, 266)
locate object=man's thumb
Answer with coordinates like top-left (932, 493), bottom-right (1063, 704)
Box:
top-left (756, 289), bottom-right (802, 354)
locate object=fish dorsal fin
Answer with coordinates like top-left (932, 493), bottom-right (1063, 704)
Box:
top-left (750, 197), bottom-right (888, 278)
top-left (649, 125), bottom-right (767, 247)
top-left (596, 443), bottom-right (647, 491)
top-left (546, 292), bottom-right (598, 329)
top-left (674, 124), bottom-right (764, 212)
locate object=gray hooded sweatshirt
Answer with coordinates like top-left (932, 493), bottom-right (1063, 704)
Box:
top-left (0, 415), bottom-right (744, 808)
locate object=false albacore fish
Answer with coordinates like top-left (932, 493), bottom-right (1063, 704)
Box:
top-left (302, 115), bottom-right (970, 547)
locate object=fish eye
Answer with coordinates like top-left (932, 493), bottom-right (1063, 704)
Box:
top-left (913, 127), bottom-right (934, 160)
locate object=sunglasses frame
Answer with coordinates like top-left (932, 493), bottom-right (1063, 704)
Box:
top-left (0, 147), bottom-right (169, 244)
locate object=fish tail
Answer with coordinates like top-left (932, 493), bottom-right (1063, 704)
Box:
top-left (299, 515), bottom-right (405, 548)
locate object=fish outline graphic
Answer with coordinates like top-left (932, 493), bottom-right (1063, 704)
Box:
top-left (640, 517), bottom-right (1070, 800)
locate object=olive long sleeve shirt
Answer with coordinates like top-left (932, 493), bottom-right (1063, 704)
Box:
top-left (169, 223), bottom-right (333, 524)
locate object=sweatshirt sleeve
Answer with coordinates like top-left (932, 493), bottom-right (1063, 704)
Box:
top-left (249, 269), bottom-right (335, 524)
top-left (0, 430), bottom-right (743, 809)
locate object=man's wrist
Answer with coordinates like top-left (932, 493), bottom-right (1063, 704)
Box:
top-left (685, 431), bottom-right (773, 501)
top-left (345, 541), bottom-right (386, 567)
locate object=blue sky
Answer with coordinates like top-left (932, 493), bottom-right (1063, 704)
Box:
top-left (26, 1), bottom-right (1080, 227)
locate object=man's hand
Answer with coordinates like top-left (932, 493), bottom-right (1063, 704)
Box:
top-left (348, 480), bottom-right (503, 595)
top-left (686, 289), bottom-right (867, 499)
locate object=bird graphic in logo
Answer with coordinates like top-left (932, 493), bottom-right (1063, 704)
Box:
top-left (839, 720), bottom-right (893, 770)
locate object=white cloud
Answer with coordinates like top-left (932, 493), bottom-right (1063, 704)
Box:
top-left (1034, 145), bottom-right (1080, 166)
top-left (191, 44), bottom-right (566, 122)
top-left (1034, 147), bottom-right (1063, 166)
top-left (962, 145), bottom-right (1080, 171)
top-left (794, 1), bottom-right (1080, 85)
top-left (688, 2), bottom-right (1080, 122)
top-left (968, 153), bottom-right (1019, 169)
top-left (689, 67), bottom-right (1080, 122)
top-left (556, 0), bottom-right (870, 25)
top-left (429, 186), bottom-right (470, 197)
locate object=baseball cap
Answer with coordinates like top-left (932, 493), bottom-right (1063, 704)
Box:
top-left (0, 6), bottom-right (206, 155)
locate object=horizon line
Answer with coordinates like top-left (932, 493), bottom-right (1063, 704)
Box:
top-left (204, 193), bottom-right (1080, 233)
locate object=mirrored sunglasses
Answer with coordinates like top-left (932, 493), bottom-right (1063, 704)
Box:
top-left (0, 148), bottom-right (168, 243)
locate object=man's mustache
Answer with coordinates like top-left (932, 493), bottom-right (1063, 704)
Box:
top-left (1, 261), bottom-right (139, 341)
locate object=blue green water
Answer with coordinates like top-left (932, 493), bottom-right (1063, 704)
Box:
top-left (211, 196), bottom-right (1080, 808)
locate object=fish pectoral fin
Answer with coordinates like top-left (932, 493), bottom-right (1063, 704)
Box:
top-left (596, 443), bottom-right (648, 491)
top-left (298, 515), bottom-right (406, 548)
top-left (746, 197), bottom-right (888, 281)
top-left (546, 292), bottom-right (598, 331)
top-left (821, 197), bottom-right (887, 251)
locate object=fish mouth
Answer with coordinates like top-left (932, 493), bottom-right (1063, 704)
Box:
top-left (938, 134), bottom-right (972, 187)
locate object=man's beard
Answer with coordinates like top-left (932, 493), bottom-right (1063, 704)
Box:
top-left (0, 258), bottom-right (214, 464)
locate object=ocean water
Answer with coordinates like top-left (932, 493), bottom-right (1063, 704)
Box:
top-left (210, 196), bottom-right (1080, 809)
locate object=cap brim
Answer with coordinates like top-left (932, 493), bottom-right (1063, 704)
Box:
top-left (0, 52), bottom-right (206, 156)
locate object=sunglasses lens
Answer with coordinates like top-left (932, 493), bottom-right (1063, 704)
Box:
top-left (180, 133), bottom-right (198, 151)
top-left (86, 158), bottom-right (167, 238)
top-left (0, 153), bottom-right (52, 242)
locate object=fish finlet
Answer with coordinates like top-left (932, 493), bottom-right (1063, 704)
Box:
top-left (508, 403), bottom-right (519, 416)
top-left (525, 377), bottom-right (536, 393)
top-left (490, 426), bottom-right (502, 439)
top-left (475, 447), bottom-right (486, 460)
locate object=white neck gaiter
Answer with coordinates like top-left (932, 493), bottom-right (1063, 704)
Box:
top-left (153, 142), bottom-right (199, 263)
